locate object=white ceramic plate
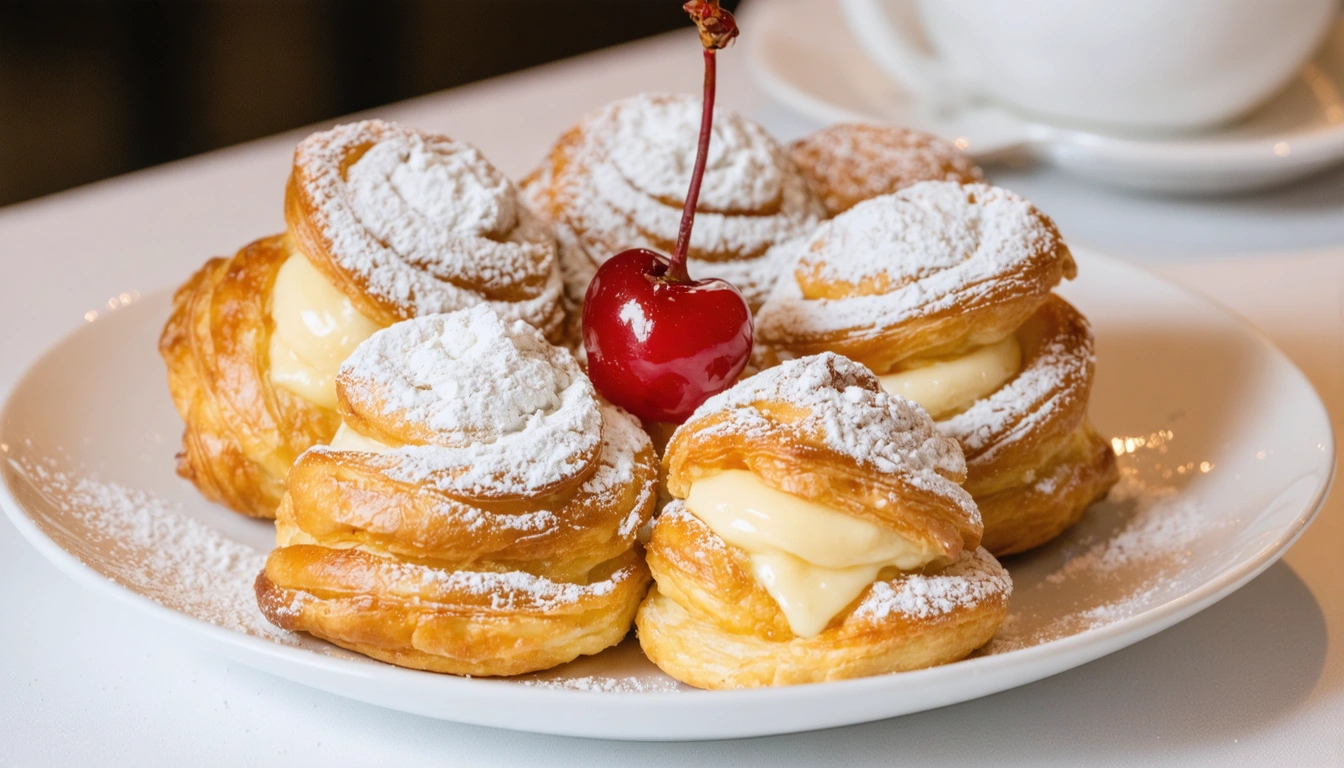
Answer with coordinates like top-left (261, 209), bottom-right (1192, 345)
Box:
top-left (744, 0), bottom-right (1344, 194)
top-left (0, 249), bottom-right (1332, 741)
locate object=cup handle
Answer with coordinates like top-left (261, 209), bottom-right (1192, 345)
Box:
top-left (837, 0), bottom-right (972, 105)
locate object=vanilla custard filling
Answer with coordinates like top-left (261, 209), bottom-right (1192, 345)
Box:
top-left (878, 335), bottom-right (1022, 420)
top-left (684, 470), bottom-right (937, 637)
top-left (269, 253), bottom-right (384, 410)
top-left (327, 422), bottom-right (395, 453)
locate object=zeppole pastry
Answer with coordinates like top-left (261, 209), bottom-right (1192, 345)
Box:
top-left (756, 181), bottom-right (1117, 554)
top-left (636, 353), bottom-right (1011, 689)
top-left (255, 306), bottom-right (656, 676)
top-left (790, 124), bottom-right (983, 217)
top-left (160, 119), bottom-right (564, 517)
top-left (523, 92), bottom-right (825, 319)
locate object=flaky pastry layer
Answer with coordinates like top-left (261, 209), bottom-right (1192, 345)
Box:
top-left (159, 235), bottom-right (338, 518)
top-left (285, 119), bottom-right (565, 338)
top-left (663, 354), bottom-right (981, 563)
top-left (258, 311), bottom-right (657, 675)
top-left (258, 546), bottom-right (648, 676)
top-left (636, 505), bottom-right (1009, 688)
top-left (756, 182), bottom-right (1076, 374)
top-left (941, 296), bottom-right (1118, 555)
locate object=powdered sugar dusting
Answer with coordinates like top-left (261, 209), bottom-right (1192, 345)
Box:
top-left (294, 120), bottom-right (562, 331)
top-left (524, 93), bottom-right (823, 308)
top-left (1044, 467), bottom-right (1208, 585)
top-left (518, 675), bottom-right (682, 693)
top-left (757, 182), bottom-right (1062, 341)
top-left (980, 460), bottom-right (1222, 655)
top-left (11, 458), bottom-right (297, 644)
top-left (678, 353), bottom-right (978, 521)
top-left (790, 123), bottom-right (983, 216)
top-left (330, 307), bottom-right (603, 498)
top-left (380, 558), bottom-right (628, 612)
top-left (854, 546), bottom-right (1010, 622)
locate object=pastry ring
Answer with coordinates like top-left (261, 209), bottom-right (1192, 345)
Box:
top-left (637, 353), bottom-right (1011, 688)
top-left (256, 307), bottom-right (657, 676)
top-left (756, 180), bottom-right (1075, 374)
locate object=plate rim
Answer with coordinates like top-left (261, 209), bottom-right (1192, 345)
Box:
top-left (0, 247), bottom-right (1335, 740)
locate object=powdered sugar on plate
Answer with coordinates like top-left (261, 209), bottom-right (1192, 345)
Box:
top-left (1045, 469), bottom-right (1207, 585)
top-left (517, 675), bottom-right (683, 693)
top-left (980, 455), bottom-right (1223, 655)
top-left (10, 457), bottom-right (296, 644)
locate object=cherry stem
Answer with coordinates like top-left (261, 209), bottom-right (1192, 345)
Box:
top-left (668, 48), bottom-right (716, 284)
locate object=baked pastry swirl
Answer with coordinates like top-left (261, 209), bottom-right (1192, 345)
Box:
top-left (255, 306), bottom-right (657, 676)
top-left (756, 181), bottom-right (1116, 554)
top-left (636, 353), bottom-right (1011, 689)
top-left (160, 119), bottom-right (564, 517)
top-left (523, 92), bottom-right (825, 319)
top-left (790, 124), bottom-right (983, 217)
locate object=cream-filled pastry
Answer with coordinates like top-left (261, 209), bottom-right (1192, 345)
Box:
top-left (878, 335), bottom-right (1022, 420)
top-left (755, 182), bottom-right (1116, 555)
top-left (268, 248), bottom-right (383, 409)
top-left (257, 306), bottom-right (657, 676)
top-left (686, 469), bottom-right (937, 637)
top-left (160, 119), bottom-right (565, 518)
top-left (636, 353), bottom-right (1011, 689)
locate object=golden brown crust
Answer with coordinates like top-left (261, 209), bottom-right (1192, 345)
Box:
top-left (636, 358), bottom-right (1008, 689)
top-left (754, 181), bottom-right (1114, 555)
top-left (941, 297), bottom-right (1118, 554)
top-left (975, 421), bottom-right (1117, 555)
top-left (260, 408), bottom-right (657, 675)
top-left (663, 354), bottom-right (982, 561)
top-left (278, 405), bottom-right (659, 583)
top-left (257, 546), bottom-right (649, 676)
top-left (637, 505), bottom-right (1010, 688)
top-left (158, 235), bottom-right (339, 518)
top-left (284, 120), bottom-right (565, 339)
top-left (790, 124), bottom-right (983, 216)
top-left (756, 183), bottom-right (1077, 375)
top-left (162, 120), bottom-right (569, 517)
top-left (257, 313), bottom-right (658, 676)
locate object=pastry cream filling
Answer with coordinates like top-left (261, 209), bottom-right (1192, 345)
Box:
top-left (684, 470), bottom-right (936, 638)
top-left (328, 422), bottom-right (395, 453)
top-left (269, 253), bottom-right (383, 410)
top-left (878, 335), bottom-right (1022, 420)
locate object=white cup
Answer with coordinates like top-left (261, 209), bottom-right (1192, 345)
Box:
top-left (839, 0), bottom-right (1338, 132)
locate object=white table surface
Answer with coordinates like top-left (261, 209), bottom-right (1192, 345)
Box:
top-left (3, 23), bottom-right (1344, 767)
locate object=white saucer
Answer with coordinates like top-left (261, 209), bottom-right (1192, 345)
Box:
top-left (744, 0), bottom-right (1344, 194)
top-left (0, 248), bottom-right (1332, 740)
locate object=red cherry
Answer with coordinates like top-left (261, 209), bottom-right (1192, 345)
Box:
top-left (581, 0), bottom-right (747, 424)
top-left (583, 248), bottom-right (752, 423)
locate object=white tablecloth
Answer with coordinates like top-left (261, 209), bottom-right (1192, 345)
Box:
top-left (2, 27), bottom-right (1342, 767)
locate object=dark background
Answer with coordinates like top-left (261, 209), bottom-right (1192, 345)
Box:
top-left (0, 0), bottom-right (741, 207)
